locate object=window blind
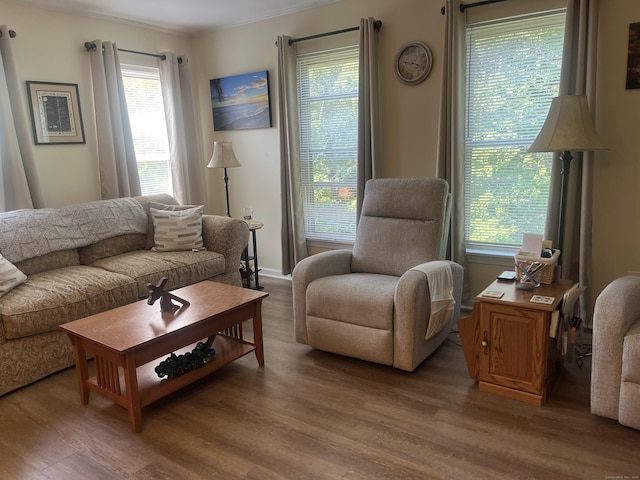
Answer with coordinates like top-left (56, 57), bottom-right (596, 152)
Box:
top-left (465, 12), bottom-right (566, 248)
top-left (297, 46), bottom-right (359, 241)
top-left (121, 65), bottom-right (173, 196)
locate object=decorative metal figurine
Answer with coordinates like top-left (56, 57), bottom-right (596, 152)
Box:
top-left (146, 277), bottom-right (190, 312)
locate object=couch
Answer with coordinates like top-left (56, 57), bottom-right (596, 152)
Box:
top-left (0, 194), bottom-right (249, 396)
top-left (591, 275), bottom-right (640, 430)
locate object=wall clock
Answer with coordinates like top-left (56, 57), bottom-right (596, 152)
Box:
top-left (394, 41), bottom-right (433, 85)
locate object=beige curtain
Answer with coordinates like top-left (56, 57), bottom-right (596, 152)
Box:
top-left (278, 19), bottom-right (381, 274)
top-left (0, 26), bottom-right (43, 211)
top-left (545, 0), bottom-right (599, 323)
top-left (159, 52), bottom-right (204, 205)
top-left (88, 40), bottom-right (140, 199)
top-left (277, 35), bottom-right (308, 275)
top-left (356, 17), bottom-right (380, 219)
top-left (436, 1), bottom-right (471, 305)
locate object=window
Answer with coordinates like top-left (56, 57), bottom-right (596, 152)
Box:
top-left (465, 12), bottom-right (565, 251)
top-left (297, 46), bottom-right (359, 242)
top-left (121, 65), bottom-right (172, 196)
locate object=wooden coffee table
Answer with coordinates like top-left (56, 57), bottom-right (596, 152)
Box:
top-left (60, 281), bottom-right (268, 432)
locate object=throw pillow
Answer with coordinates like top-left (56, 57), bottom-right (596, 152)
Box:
top-left (150, 205), bottom-right (205, 252)
top-left (0, 254), bottom-right (28, 297)
top-left (145, 202), bottom-right (199, 249)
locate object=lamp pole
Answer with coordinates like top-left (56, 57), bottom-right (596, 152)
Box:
top-left (223, 167), bottom-right (231, 217)
top-left (557, 150), bottom-right (573, 255)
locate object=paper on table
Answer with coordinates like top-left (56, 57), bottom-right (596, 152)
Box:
top-left (521, 233), bottom-right (543, 256)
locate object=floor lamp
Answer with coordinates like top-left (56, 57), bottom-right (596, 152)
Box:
top-left (207, 141), bottom-right (241, 217)
top-left (528, 95), bottom-right (607, 254)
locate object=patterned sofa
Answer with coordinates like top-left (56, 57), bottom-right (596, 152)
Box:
top-left (0, 194), bottom-right (249, 396)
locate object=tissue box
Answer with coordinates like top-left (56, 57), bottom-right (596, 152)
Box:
top-left (514, 249), bottom-right (560, 284)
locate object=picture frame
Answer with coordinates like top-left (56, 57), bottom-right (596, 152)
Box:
top-left (210, 70), bottom-right (272, 131)
top-left (626, 22), bottom-right (640, 90)
top-left (26, 81), bottom-right (86, 145)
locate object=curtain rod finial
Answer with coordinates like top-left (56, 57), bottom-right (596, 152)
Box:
top-left (84, 41), bottom-right (97, 52)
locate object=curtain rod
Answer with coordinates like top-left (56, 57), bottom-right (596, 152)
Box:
top-left (286, 20), bottom-right (382, 45)
top-left (441, 0), bottom-right (508, 15)
top-left (83, 42), bottom-right (167, 61)
top-left (0, 30), bottom-right (17, 38)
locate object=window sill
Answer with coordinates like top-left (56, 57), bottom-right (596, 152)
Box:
top-left (306, 238), bottom-right (354, 252)
top-left (466, 246), bottom-right (517, 267)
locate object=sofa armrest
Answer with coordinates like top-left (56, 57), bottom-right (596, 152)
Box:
top-left (292, 250), bottom-right (353, 344)
top-left (592, 275), bottom-right (640, 420)
top-left (201, 215), bottom-right (249, 286)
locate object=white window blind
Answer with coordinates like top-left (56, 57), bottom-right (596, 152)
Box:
top-left (297, 46), bottom-right (359, 241)
top-left (465, 12), bottom-right (565, 249)
top-left (121, 65), bottom-right (172, 196)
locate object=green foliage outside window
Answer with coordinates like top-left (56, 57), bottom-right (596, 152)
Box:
top-left (298, 47), bottom-right (359, 240)
top-left (465, 13), bottom-right (565, 247)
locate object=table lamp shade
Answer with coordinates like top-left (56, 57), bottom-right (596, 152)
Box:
top-left (207, 141), bottom-right (241, 169)
top-left (528, 95), bottom-right (607, 153)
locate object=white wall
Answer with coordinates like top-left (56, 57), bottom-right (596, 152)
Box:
top-left (1, 1), bottom-right (192, 207)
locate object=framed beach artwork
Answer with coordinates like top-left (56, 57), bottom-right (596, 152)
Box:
top-left (210, 70), bottom-right (272, 131)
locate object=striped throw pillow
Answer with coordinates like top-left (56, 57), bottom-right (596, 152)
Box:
top-left (0, 254), bottom-right (28, 297)
top-left (150, 205), bottom-right (205, 252)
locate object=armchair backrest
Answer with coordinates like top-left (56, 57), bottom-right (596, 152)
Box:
top-left (351, 178), bottom-right (451, 277)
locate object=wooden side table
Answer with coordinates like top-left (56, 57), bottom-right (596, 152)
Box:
top-left (458, 279), bottom-right (574, 405)
top-left (242, 220), bottom-right (263, 290)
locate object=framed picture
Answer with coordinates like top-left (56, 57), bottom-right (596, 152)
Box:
top-left (26, 81), bottom-right (85, 145)
top-left (210, 70), bottom-right (272, 131)
top-left (627, 22), bottom-right (640, 90)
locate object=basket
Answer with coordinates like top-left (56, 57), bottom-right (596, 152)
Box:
top-left (514, 249), bottom-right (560, 285)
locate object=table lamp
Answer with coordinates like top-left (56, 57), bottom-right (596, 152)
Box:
top-left (528, 95), bottom-right (607, 252)
top-left (207, 141), bottom-right (241, 217)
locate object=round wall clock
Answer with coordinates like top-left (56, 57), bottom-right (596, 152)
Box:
top-left (394, 41), bottom-right (433, 85)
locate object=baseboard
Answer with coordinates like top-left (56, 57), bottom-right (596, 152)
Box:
top-left (258, 268), bottom-right (292, 282)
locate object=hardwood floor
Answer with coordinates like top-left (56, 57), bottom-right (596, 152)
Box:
top-left (0, 276), bottom-right (638, 479)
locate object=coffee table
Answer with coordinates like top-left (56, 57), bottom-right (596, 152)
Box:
top-left (60, 281), bottom-right (268, 432)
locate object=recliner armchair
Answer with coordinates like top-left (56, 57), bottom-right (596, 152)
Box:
top-left (591, 276), bottom-right (640, 430)
top-left (292, 178), bottom-right (464, 372)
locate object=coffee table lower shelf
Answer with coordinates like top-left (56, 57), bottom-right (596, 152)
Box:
top-left (87, 335), bottom-right (255, 411)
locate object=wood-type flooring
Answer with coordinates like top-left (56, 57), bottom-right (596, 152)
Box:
top-left (0, 276), bottom-right (638, 479)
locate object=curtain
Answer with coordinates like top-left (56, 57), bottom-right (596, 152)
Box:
top-left (278, 19), bottom-right (381, 274)
top-left (0, 26), bottom-right (43, 211)
top-left (545, 0), bottom-right (599, 323)
top-left (88, 40), bottom-right (140, 199)
top-left (277, 35), bottom-right (308, 275)
top-left (356, 17), bottom-right (380, 220)
top-left (159, 52), bottom-right (204, 206)
top-left (436, 1), bottom-right (471, 305)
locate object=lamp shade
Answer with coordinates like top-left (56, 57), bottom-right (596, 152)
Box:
top-left (207, 141), bottom-right (241, 169)
top-left (528, 95), bottom-right (607, 153)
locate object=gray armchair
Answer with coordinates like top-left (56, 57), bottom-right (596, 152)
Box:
top-left (292, 178), bottom-right (464, 372)
top-left (591, 276), bottom-right (640, 430)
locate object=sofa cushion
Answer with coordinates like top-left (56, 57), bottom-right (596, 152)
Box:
top-left (78, 233), bottom-right (146, 265)
top-left (0, 266), bottom-right (138, 341)
top-left (14, 249), bottom-right (80, 275)
top-left (88, 250), bottom-right (225, 298)
top-left (145, 202), bottom-right (198, 249)
top-left (150, 205), bottom-right (204, 252)
top-left (0, 255), bottom-right (27, 298)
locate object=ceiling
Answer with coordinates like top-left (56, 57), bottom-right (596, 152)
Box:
top-left (8, 0), bottom-right (342, 34)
